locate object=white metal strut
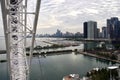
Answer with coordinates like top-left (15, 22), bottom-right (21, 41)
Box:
top-left (1, 0), bottom-right (41, 80)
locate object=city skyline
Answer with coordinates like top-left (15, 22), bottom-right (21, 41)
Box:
top-left (0, 0), bottom-right (120, 35)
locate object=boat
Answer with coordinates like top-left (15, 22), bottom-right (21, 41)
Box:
top-left (63, 74), bottom-right (80, 80)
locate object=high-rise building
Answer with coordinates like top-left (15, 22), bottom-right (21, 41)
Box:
top-left (102, 27), bottom-right (108, 38)
top-left (83, 22), bottom-right (88, 38)
top-left (87, 21), bottom-right (97, 39)
top-left (107, 17), bottom-right (120, 39)
top-left (114, 21), bottom-right (120, 40)
top-left (97, 28), bottom-right (100, 38)
top-left (55, 29), bottom-right (63, 37)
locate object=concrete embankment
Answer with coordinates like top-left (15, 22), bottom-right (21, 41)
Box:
top-left (0, 49), bottom-right (73, 55)
top-left (0, 49), bottom-right (74, 63)
top-left (27, 50), bottom-right (73, 56)
top-left (78, 51), bottom-right (120, 63)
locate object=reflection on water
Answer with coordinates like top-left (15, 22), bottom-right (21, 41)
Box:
top-left (0, 37), bottom-right (119, 80)
top-left (112, 41), bottom-right (120, 49)
top-left (0, 37), bottom-right (6, 50)
top-left (30, 53), bottom-right (117, 80)
top-left (0, 52), bottom-right (117, 80)
top-left (84, 42), bottom-right (98, 50)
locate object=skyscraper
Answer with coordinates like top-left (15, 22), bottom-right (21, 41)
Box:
top-left (114, 21), bottom-right (120, 40)
top-left (83, 22), bottom-right (88, 38)
top-left (107, 17), bottom-right (120, 40)
top-left (97, 28), bottom-right (100, 38)
top-left (102, 27), bottom-right (108, 38)
top-left (87, 21), bottom-right (97, 39)
top-left (55, 29), bottom-right (63, 37)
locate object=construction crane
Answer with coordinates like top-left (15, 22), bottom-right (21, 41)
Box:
top-left (1, 0), bottom-right (41, 80)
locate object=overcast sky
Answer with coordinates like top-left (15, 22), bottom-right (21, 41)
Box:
top-left (0, 0), bottom-right (120, 35)
top-left (37, 0), bottom-right (120, 34)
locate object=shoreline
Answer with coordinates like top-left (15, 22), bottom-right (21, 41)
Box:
top-left (1, 49), bottom-right (120, 63)
top-left (78, 51), bottom-right (120, 63)
top-left (0, 49), bottom-right (74, 55)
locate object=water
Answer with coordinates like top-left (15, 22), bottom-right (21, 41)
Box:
top-left (0, 37), bottom-right (118, 80)
top-left (30, 53), bottom-right (113, 80)
top-left (0, 37), bottom-right (83, 50)
top-left (0, 52), bottom-right (115, 80)
top-left (0, 37), bottom-right (6, 50)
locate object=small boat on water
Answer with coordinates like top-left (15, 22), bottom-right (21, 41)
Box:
top-left (63, 74), bottom-right (80, 80)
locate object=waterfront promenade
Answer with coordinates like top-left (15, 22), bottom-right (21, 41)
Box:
top-left (1, 49), bottom-right (120, 64)
top-left (79, 51), bottom-right (120, 63)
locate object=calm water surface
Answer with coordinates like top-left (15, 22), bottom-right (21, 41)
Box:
top-left (0, 37), bottom-right (118, 80)
top-left (0, 53), bottom-right (114, 80)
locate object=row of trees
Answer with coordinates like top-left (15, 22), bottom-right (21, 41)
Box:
top-left (97, 52), bottom-right (117, 60)
top-left (86, 68), bottom-right (118, 80)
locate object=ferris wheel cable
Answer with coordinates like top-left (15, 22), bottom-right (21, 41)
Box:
top-left (29, 0), bottom-right (41, 64)
top-left (24, 2), bottom-right (28, 74)
top-left (6, 62), bottom-right (9, 80)
top-left (27, 15), bottom-right (34, 29)
top-left (29, 0), bottom-right (41, 79)
top-left (0, 63), bottom-right (1, 79)
top-left (34, 39), bottom-right (44, 80)
top-left (37, 55), bottom-right (45, 80)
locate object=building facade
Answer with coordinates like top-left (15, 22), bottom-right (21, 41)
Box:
top-left (83, 22), bottom-right (88, 38)
top-left (102, 27), bottom-right (108, 38)
top-left (107, 17), bottom-right (120, 40)
top-left (87, 21), bottom-right (97, 39)
top-left (97, 28), bottom-right (100, 38)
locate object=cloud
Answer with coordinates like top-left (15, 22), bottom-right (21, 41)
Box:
top-left (52, 0), bottom-right (66, 4)
top-left (1, 0), bottom-right (120, 35)
top-left (38, 14), bottom-right (63, 28)
top-left (67, 11), bottom-right (83, 17)
top-left (37, 0), bottom-right (120, 33)
top-left (85, 8), bottom-right (99, 14)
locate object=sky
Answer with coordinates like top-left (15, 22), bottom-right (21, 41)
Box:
top-left (0, 0), bottom-right (120, 35)
top-left (37, 0), bottom-right (120, 34)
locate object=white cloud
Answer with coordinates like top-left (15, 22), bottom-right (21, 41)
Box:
top-left (1, 0), bottom-right (120, 34)
top-left (52, 0), bottom-right (66, 4)
top-left (38, 14), bottom-right (62, 28)
top-left (37, 0), bottom-right (120, 33)
top-left (85, 8), bottom-right (99, 14)
top-left (67, 11), bottom-right (82, 17)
